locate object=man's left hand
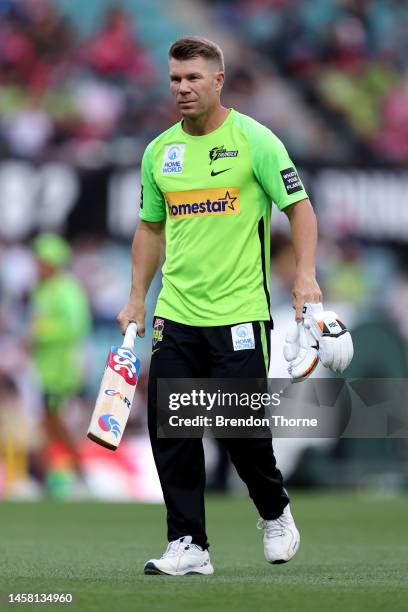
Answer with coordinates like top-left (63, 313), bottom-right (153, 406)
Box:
top-left (291, 273), bottom-right (322, 321)
top-left (284, 302), bottom-right (354, 380)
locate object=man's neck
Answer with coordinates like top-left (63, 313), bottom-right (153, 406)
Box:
top-left (182, 105), bottom-right (229, 136)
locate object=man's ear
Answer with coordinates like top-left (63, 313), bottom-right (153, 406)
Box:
top-left (215, 71), bottom-right (225, 91)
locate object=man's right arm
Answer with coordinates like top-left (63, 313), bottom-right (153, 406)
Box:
top-left (117, 219), bottom-right (165, 336)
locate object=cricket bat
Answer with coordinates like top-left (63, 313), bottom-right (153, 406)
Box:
top-left (87, 322), bottom-right (140, 450)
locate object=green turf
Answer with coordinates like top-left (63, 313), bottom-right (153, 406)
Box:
top-left (0, 493), bottom-right (407, 611)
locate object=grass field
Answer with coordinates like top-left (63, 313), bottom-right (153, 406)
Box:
top-left (0, 492), bottom-right (407, 611)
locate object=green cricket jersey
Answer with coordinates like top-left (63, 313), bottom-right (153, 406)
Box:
top-left (139, 109), bottom-right (308, 326)
top-left (31, 273), bottom-right (91, 399)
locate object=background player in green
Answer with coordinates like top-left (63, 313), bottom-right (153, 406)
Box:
top-left (118, 37), bottom-right (322, 575)
top-left (30, 233), bottom-right (91, 492)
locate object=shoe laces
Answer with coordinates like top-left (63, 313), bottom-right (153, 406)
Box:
top-left (161, 536), bottom-right (197, 559)
top-left (257, 511), bottom-right (290, 539)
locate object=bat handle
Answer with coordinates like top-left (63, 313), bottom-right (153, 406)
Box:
top-left (122, 322), bottom-right (138, 351)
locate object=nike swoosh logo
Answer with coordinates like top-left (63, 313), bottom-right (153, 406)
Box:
top-left (152, 348), bottom-right (160, 355)
top-left (211, 168), bottom-right (231, 176)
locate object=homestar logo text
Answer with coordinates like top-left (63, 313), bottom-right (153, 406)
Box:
top-left (165, 188), bottom-right (240, 219)
top-left (162, 144), bottom-right (186, 174)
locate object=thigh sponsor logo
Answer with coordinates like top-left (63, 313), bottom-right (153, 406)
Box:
top-left (165, 188), bottom-right (240, 219)
top-left (231, 323), bottom-right (255, 351)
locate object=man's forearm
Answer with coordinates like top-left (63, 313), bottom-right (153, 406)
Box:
top-left (129, 220), bottom-right (165, 303)
top-left (285, 199), bottom-right (321, 318)
top-left (286, 199), bottom-right (317, 275)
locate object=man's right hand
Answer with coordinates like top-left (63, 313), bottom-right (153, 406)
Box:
top-left (117, 300), bottom-right (146, 337)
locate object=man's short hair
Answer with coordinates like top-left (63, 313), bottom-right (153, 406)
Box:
top-left (169, 36), bottom-right (225, 72)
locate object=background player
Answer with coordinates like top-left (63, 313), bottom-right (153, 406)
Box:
top-left (29, 233), bottom-right (91, 493)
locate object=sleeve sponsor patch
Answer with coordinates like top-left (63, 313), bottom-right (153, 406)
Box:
top-left (280, 167), bottom-right (303, 195)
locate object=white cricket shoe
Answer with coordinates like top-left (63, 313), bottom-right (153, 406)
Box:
top-left (257, 504), bottom-right (300, 564)
top-left (144, 536), bottom-right (214, 576)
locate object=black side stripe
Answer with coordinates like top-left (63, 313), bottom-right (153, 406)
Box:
top-left (257, 217), bottom-right (272, 325)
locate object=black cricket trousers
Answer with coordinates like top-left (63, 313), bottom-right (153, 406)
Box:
top-left (147, 317), bottom-right (289, 549)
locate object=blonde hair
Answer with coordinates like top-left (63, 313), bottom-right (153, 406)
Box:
top-left (169, 36), bottom-right (225, 72)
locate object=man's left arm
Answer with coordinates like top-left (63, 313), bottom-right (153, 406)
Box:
top-left (243, 125), bottom-right (321, 319)
top-left (245, 125), bottom-right (353, 377)
top-left (284, 198), bottom-right (322, 321)
top-left (283, 198), bottom-right (354, 378)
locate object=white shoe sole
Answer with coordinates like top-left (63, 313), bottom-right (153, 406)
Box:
top-left (144, 561), bottom-right (214, 576)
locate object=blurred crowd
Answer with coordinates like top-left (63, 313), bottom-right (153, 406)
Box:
top-left (210, 0), bottom-right (408, 162)
top-left (0, 0), bottom-right (168, 160)
top-left (1, 0), bottom-right (408, 162)
top-left (0, 0), bottom-right (318, 162)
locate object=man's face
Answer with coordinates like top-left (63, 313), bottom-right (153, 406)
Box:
top-left (169, 56), bottom-right (224, 118)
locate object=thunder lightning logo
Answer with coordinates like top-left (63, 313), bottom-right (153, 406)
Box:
top-left (98, 414), bottom-right (122, 438)
top-left (209, 146), bottom-right (238, 164)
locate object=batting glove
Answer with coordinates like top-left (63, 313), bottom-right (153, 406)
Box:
top-left (302, 303), bottom-right (354, 374)
top-left (283, 322), bottom-right (319, 381)
top-left (284, 303), bottom-right (354, 381)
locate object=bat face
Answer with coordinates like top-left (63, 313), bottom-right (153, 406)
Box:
top-left (87, 345), bottom-right (141, 450)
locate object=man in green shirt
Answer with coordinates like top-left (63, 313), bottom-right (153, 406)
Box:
top-left (118, 36), bottom-right (322, 576)
top-left (30, 233), bottom-right (91, 485)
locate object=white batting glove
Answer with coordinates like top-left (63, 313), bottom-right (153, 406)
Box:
top-left (302, 303), bottom-right (354, 374)
top-left (283, 322), bottom-right (319, 381)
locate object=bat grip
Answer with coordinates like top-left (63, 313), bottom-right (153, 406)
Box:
top-left (122, 322), bottom-right (137, 351)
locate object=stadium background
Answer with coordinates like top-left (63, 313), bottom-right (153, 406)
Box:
top-left (0, 2), bottom-right (407, 608)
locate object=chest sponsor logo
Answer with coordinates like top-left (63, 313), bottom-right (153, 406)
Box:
top-left (231, 323), bottom-right (255, 351)
top-left (162, 144), bottom-right (186, 174)
top-left (165, 188), bottom-right (240, 219)
top-left (209, 146), bottom-right (238, 164)
top-left (280, 167), bottom-right (303, 195)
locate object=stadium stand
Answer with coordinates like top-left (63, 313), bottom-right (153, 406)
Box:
top-left (207, 0), bottom-right (408, 162)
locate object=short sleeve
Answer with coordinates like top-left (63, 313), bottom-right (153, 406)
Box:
top-left (250, 126), bottom-right (308, 211)
top-left (139, 141), bottom-right (166, 222)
